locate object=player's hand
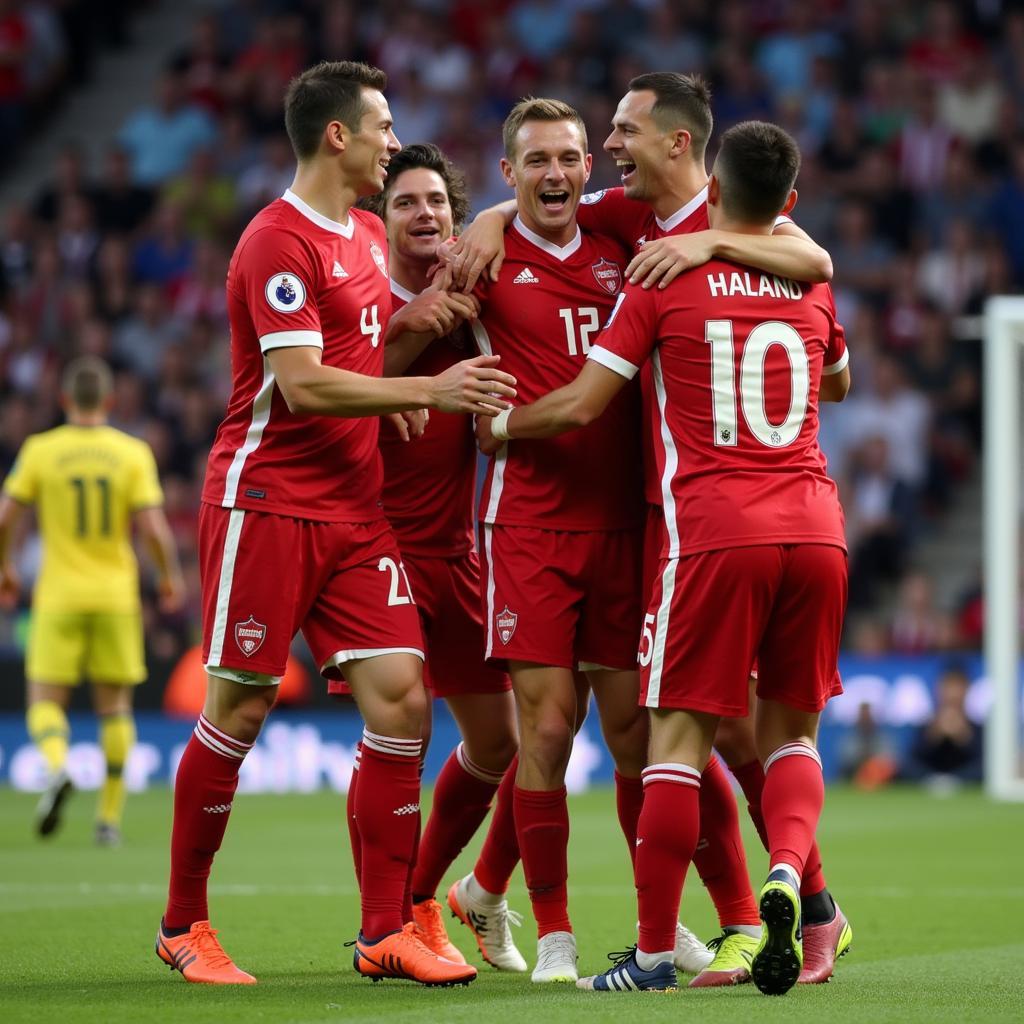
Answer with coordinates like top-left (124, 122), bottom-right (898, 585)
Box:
top-left (430, 355), bottom-right (517, 416)
top-left (159, 573), bottom-right (187, 616)
top-left (392, 408), bottom-right (428, 440)
top-left (447, 211), bottom-right (507, 291)
top-left (0, 562), bottom-right (20, 610)
top-left (474, 412), bottom-right (504, 455)
top-left (626, 232), bottom-right (717, 290)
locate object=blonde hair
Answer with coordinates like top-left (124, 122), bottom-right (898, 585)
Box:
top-left (502, 97), bottom-right (587, 160)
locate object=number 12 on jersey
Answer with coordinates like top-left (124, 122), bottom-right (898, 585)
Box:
top-left (559, 307), bottom-right (600, 356)
top-left (706, 319), bottom-right (810, 448)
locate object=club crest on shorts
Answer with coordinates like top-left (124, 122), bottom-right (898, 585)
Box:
top-left (265, 272), bottom-right (306, 313)
top-left (370, 240), bottom-right (388, 277)
top-left (496, 605), bottom-right (518, 645)
top-left (591, 258), bottom-right (622, 295)
top-left (234, 616), bottom-right (267, 657)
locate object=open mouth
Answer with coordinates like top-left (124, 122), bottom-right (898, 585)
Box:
top-left (410, 226), bottom-right (439, 239)
top-left (539, 190), bottom-right (570, 212)
top-left (617, 159), bottom-right (637, 183)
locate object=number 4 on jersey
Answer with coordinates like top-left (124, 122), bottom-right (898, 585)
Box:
top-left (360, 304), bottom-right (381, 348)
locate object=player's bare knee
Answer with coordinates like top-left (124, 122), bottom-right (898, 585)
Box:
top-left (714, 714), bottom-right (758, 768)
top-left (463, 730), bottom-right (518, 775)
top-left (522, 714), bottom-right (574, 772)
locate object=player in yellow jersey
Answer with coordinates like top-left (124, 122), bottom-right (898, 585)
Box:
top-left (0, 356), bottom-right (185, 844)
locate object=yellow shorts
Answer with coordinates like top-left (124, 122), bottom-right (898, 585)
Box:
top-left (26, 610), bottom-right (146, 686)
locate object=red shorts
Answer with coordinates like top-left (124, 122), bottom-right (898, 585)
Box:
top-left (640, 544), bottom-right (846, 716)
top-left (328, 551), bottom-right (510, 699)
top-left (480, 524), bottom-right (643, 671)
top-left (199, 504), bottom-right (423, 680)
top-left (642, 502), bottom-right (664, 605)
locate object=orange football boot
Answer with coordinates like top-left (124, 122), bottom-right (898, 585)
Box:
top-left (156, 920), bottom-right (256, 984)
top-left (353, 923), bottom-right (476, 986)
top-left (413, 899), bottom-right (467, 964)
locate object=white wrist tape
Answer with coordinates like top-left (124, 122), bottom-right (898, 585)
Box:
top-left (491, 408), bottom-right (512, 441)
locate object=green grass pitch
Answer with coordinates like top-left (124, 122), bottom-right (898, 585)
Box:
top-left (1, 784), bottom-right (1021, 1023)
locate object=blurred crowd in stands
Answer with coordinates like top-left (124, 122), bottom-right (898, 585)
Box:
top-left (0, 0), bottom-right (1012, 672)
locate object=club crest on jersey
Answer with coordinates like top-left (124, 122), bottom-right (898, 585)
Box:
top-left (370, 241), bottom-right (388, 278)
top-left (496, 606), bottom-right (518, 645)
top-left (580, 190), bottom-right (606, 205)
top-left (265, 272), bottom-right (306, 313)
top-left (591, 258), bottom-right (622, 295)
top-left (234, 616), bottom-right (267, 657)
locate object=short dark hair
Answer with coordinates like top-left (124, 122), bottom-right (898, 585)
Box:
top-left (628, 72), bottom-right (713, 161)
top-left (284, 60), bottom-right (387, 160)
top-left (361, 143), bottom-right (471, 230)
top-left (62, 356), bottom-right (113, 411)
top-left (713, 121), bottom-right (801, 223)
top-left (502, 97), bottom-right (587, 160)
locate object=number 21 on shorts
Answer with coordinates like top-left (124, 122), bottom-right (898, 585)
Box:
top-left (378, 556), bottom-right (415, 606)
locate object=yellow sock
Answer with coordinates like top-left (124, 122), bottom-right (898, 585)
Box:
top-left (27, 700), bottom-right (69, 776)
top-left (97, 713), bottom-right (135, 827)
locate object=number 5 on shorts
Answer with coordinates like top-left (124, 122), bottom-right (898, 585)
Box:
top-left (378, 556), bottom-right (415, 606)
top-left (638, 612), bottom-right (656, 667)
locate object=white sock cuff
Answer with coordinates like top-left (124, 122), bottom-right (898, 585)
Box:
top-left (361, 729), bottom-right (423, 758)
top-left (763, 741), bottom-right (822, 773)
top-left (641, 762), bottom-right (701, 788)
top-left (455, 743), bottom-right (506, 785)
top-left (194, 715), bottom-right (253, 760)
top-left (770, 862), bottom-right (802, 890)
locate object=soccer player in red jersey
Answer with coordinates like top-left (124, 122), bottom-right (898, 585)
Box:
top-left (477, 120), bottom-right (850, 996)
top-left (155, 61), bottom-right (516, 987)
top-left (337, 143), bottom-right (527, 972)
top-left (454, 73), bottom-right (850, 987)
top-left (448, 98), bottom-right (659, 984)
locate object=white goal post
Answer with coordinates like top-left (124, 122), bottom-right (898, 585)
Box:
top-left (983, 297), bottom-right (1024, 801)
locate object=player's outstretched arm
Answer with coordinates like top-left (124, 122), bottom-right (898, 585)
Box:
top-left (626, 220), bottom-right (833, 290)
top-left (383, 289), bottom-right (480, 376)
top-left (476, 361), bottom-right (627, 455)
top-left (134, 506), bottom-right (186, 615)
top-left (268, 345), bottom-right (516, 417)
top-left (443, 199), bottom-right (517, 291)
top-left (0, 495), bottom-right (26, 609)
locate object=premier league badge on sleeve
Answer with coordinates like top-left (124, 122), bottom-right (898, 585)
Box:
top-left (265, 272), bottom-right (307, 313)
top-left (591, 258), bottom-right (622, 295)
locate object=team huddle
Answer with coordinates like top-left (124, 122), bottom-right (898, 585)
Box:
top-left (5, 57), bottom-right (854, 998)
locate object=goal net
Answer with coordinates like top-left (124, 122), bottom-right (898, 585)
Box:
top-left (983, 297), bottom-right (1024, 800)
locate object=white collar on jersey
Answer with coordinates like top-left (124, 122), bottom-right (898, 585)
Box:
top-left (390, 277), bottom-right (419, 303)
top-left (512, 215), bottom-right (582, 261)
top-left (281, 189), bottom-right (355, 239)
top-left (655, 184), bottom-right (709, 233)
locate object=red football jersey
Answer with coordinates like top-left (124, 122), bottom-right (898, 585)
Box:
top-left (578, 186), bottom-right (794, 505)
top-left (589, 260), bottom-right (848, 558)
top-left (473, 217), bottom-right (642, 532)
top-left (379, 280), bottom-right (477, 557)
top-left (203, 191), bottom-right (392, 522)
top-left (579, 187), bottom-right (709, 504)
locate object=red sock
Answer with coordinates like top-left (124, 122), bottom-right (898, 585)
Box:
top-left (635, 763), bottom-right (701, 954)
top-left (346, 744), bottom-right (362, 889)
top-left (761, 743), bottom-right (825, 881)
top-left (164, 715), bottom-right (252, 929)
top-left (356, 731), bottom-right (422, 939)
top-left (614, 770), bottom-right (644, 868)
top-left (412, 743), bottom-right (504, 900)
top-left (514, 785), bottom-right (571, 937)
top-left (730, 758), bottom-right (770, 850)
top-left (402, 810), bottom-right (421, 924)
top-left (691, 754), bottom-right (760, 928)
top-left (473, 755), bottom-right (520, 894)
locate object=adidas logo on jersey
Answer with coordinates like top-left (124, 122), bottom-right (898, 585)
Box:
top-left (513, 267), bottom-right (540, 284)
top-left (332, 260), bottom-right (348, 278)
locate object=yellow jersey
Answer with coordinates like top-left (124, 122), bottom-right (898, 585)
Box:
top-left (3, 424), bottom-right (164, 613)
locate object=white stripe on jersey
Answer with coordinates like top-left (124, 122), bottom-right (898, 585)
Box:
top-left (652, 350), bottom-right (681, 558)
top-left (483, 524), bottom-right (497, 660)
top-left (646, 556), bottom-right (677, 709)
top-left (223, 359), bottom-right (276, 507)
top-left (472, 320), bottom-right (508, 524)
top-left (259, 329), bottom-right (323, 353)
top-left (207, 508), bottom-right (246, 668)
